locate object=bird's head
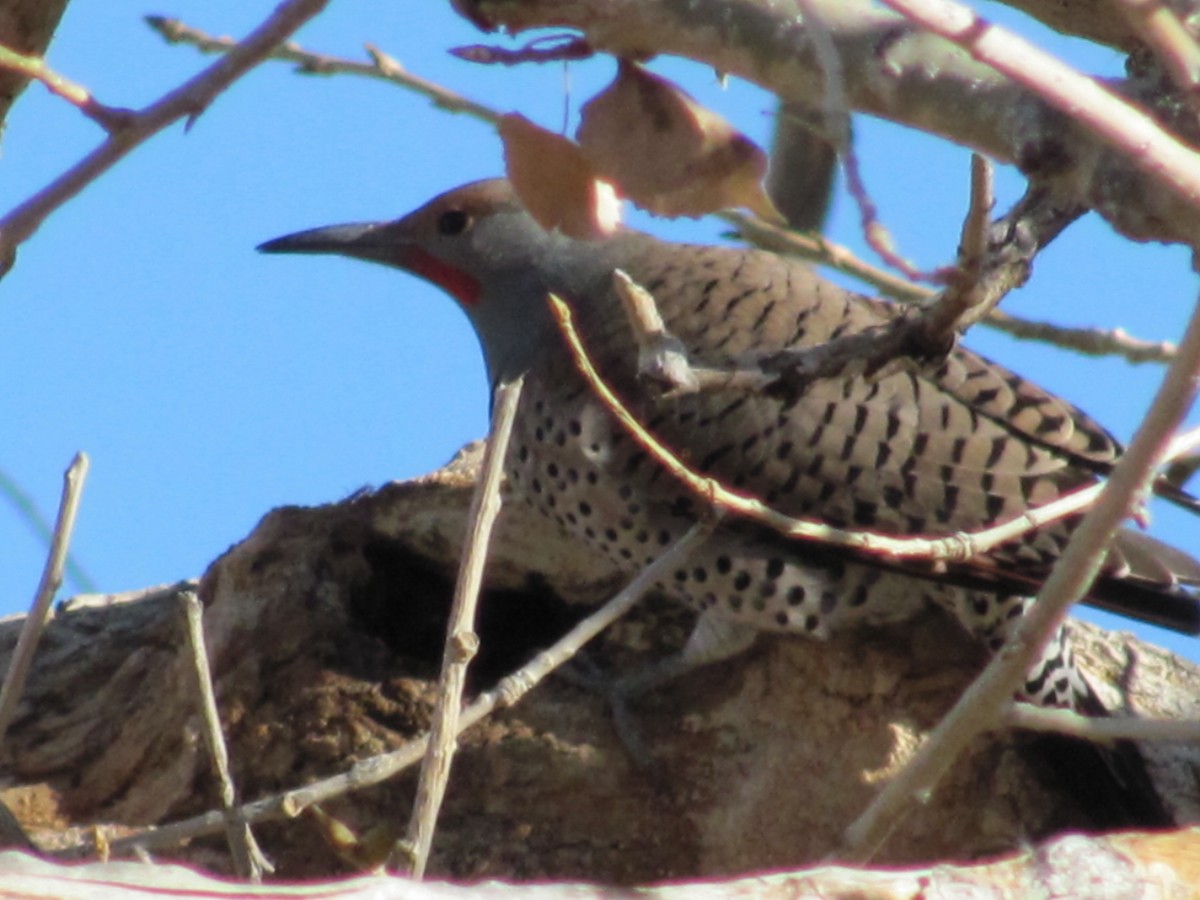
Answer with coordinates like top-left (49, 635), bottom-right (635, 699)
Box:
top-left (258, 178), bottom-right (606, 381)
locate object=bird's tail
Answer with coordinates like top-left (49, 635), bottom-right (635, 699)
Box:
top-left (1084, 529), bottom-right (1200, 635)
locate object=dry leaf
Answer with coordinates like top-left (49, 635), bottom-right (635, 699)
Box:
top-left (498, 113), bottom-right (621, 240)
top-left (578, 62), bottom-right (783, 222)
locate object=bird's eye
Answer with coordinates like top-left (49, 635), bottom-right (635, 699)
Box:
top-left (437, 209), bottom-right (471, 236)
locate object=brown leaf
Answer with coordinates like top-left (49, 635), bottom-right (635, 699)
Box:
top-left (498, 113), bottom-right (621, 240)
top-left (578, 62), bottom-right (783, 222)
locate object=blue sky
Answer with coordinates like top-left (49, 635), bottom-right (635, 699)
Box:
top-left (2, 2), bottom-right (1198, 665)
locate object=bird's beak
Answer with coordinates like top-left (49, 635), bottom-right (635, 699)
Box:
top-left (259, 220), bottom-right (483, 306)
top-left (257, 221), bottom-right (406, 267)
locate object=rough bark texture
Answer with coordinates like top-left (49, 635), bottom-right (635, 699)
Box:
top-left (0, 0), bottom-right (71, 130)
top-left (1, 444), bottom-right (1198, 886)
top-left (1004, 0), bottom-right (1200, 50)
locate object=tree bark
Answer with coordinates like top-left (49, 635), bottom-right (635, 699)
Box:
top-left (451, 0), bottom-right (1200, 247)
top-left (1, 443), bottom-right (1197, 884)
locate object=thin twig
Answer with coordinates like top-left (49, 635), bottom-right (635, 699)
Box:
top-left (1114, 0), bottom-right (1200, 112)
top-left (960, 155), bottom-right (994, 272)
top-left (0, 45), bottom-right (131, 131)
top-left (926, 154), bottom-right (995, 335)
top-left (612, 270), bottom-right (699, 394)
top-left (722, 209), bottom-right (1177, 364)
top-left (146, 18), bottom-right (502, 125)
top-left (636, 182), bottom-right (1158, 400)
top-left (551, 291), bottom-right (1151, 562)
top-left (985, 310), bottom-right (1176, 363)
top-left (841, 288), bottom-right (1200, 861)
top-left (0, 452), bottom-right (89, 746)
top-left (73, 521), bottom-right (711, 861)
top-left (0, 0), bottom-right (330, 277)
top-left (0, 466), bottom-right (97, 593)
top-left (1004, 704), bottom-right (1200, 743)
top-left (795, 0), bottom-right (934, 283)
top-left (879, 0), bottom-right (1200, 216)
top-left (719, 211), bottom-right (931, 303)
top-left (148, 17), bottom-right (1179, 367)
top-left (179, 592), bottom-right (270, 881)
top-left (399, 376), bottom-right (524, 878)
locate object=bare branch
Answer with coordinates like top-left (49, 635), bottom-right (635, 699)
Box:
top-left (146, 17), bottom-right (502, 125)
top-left (616, 182), bottom-right (1082, 405)
top-left (0, 0), bottom-right (70, 131)
top-left (879, 0), bottom-right (1200, 245)
top-left (1004, 703), bottom-right (1200, 743)
top-left (0, 466), bottom-right (97, 593)
top-left (796, 0), bottom-right (931, 283)
top-left (549, 291), bottom-right (1148, 563)
top-left (178, 592), bottom-right (270, 881)
top-left (0, 0), bottom-right (331, 278)
top-left (722, 209), bottom-right (1178, 364)
top-left (999, 0), bottom-right (1154, 49)
top-left (0, 45), bottom-right (130, 130)
top-left (612, 270), bottom-right (700, 395)
top-left (842, 287), bottom-right (1200, 860)
top-left (149, 19), bottom-right (1180, 367)
top-left (0, 452), bottom-right (88, 746)
top-left (400, 376), bottom-right (524, 878)
top-left (67, 522), bottom-right (711, 861)
top-left (986, 310), bottom-right (1176, 363)
top-left (1114, 0), bottom-right (1200, 109)
top-left (458, 0), bottom-right (1200, 245)
top-left (934, 154), bottom-right (996, 332)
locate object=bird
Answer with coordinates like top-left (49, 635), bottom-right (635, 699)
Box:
top-left (260, 178), bottom-right (1200, 826)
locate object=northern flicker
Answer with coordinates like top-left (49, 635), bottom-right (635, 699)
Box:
top-left (260, 179), bottom-right (1200, 822)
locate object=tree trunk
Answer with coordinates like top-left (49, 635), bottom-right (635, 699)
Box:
top-left (2, 443), bottom-right (1198, 883)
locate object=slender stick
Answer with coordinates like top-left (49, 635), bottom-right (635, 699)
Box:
top-left (148, 18), bottom-right (1179, 366)
top-left (842, 289), bottom-right (1200, 860)
top-left (1004, 704), bottom-right (1200, 744)
top-left (90, 505), bottom-right (710, 862)
top-left (179, 592), bottom-right (270, 880)
top-left (1113, 0), bottom-right (1200, 113)
top-left (146, 18), bottom-right (502, 125)
top-left (879, 0), bottom-right (1200, 210)
top-left (0, 0), bottom-right (330, 272)
top-left (0, 45), bottom-right (129, 131)
top-left (0, 465), bottom-right (96, 592)
top-left (927, 154), bottom-right (995, 333)
top-left (0, 452), bottom-right (89, 746)
top-left (551, 292), bottom-right (1116, 562)
top-left (795, 0), bottom-right (930, 283)
top-left (400, 376), bottom-right (524, 878)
